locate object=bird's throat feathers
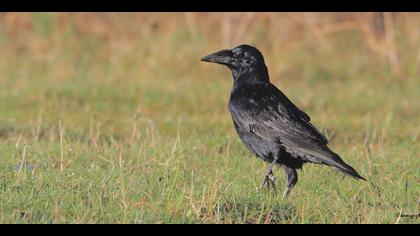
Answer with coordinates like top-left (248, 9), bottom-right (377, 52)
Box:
top-left (232, 64), bottom-right (270, 89)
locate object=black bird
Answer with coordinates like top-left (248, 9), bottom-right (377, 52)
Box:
top-left (201, 44), bottom-right (365, 197)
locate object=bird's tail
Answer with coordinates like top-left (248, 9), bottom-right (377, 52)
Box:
top-left (323, 150), bottom-right (366, 181)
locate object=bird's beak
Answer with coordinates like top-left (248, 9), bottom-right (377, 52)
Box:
top-left (200, 49), bottom-right (233, 65)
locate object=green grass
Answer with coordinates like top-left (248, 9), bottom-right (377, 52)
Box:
top-left (0, 13), bottom-right (419, 223)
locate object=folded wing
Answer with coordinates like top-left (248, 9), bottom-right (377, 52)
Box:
top-left (229, 84), bottom-right (365, 180)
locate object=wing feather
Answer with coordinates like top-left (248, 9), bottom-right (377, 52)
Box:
top-left (229, 84), bottom-right (332, 163)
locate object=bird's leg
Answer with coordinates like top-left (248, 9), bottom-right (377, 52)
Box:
top-left (282, 166), bottom-right (298, 199)
top-left (261, 159), bottom-right (278, 191)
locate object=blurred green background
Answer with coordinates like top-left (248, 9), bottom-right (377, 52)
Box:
top-left (0, 13), bottom-right (418, 223)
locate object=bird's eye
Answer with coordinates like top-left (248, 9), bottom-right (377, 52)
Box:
top-left (232, 49), bottom-right (242, 58)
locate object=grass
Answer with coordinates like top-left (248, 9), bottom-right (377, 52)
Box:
top-left (0, 13), bottom-right (419, 223)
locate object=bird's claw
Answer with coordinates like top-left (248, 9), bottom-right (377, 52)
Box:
top-left (261, 171), bottom-right (277, 192)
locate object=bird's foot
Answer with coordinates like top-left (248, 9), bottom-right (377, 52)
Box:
top-left (261, 170), bottom-right (277, 193)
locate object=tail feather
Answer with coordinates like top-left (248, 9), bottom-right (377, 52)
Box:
top-left (323, 151), bottom-right (366, 181)
top-left (336, 162), bottom-right (366, 181)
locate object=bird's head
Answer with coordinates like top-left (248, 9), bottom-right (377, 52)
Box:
top-left (201, 44), bottom-right (268, 79)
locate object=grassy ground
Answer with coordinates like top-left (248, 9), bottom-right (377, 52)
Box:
top-left (0, 13), bottom-right (419, 223)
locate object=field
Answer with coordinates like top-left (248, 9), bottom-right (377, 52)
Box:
top-left (0, 13), bottom-right (419, 223)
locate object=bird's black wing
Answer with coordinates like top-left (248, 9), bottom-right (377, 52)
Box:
top-left (229, 83), bottom-right (333, 165)
top-left (230, 83), bottom-right (365, 180)
top-left (268, 85), bottom-right (328, 143)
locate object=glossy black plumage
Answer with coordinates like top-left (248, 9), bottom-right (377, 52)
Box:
top-left (201, 44), bottom-right (365, 195)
